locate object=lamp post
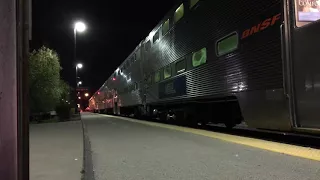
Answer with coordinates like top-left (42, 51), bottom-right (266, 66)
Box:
top-left (73, 21), bottom-right (86, 114)
top-left (75, 63), bottom-right (83, 113)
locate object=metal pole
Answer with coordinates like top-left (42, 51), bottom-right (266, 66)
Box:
top-left (19, 0), bottom-right (30, 178)
top-left (74, 29), bottom-right (78, 113)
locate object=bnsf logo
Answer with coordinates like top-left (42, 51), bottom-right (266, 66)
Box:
top-left (241, 13), bottom-right (281, 39)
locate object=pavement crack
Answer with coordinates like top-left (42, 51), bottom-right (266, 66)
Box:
top-left (81, 118), bottom-right (96, 180)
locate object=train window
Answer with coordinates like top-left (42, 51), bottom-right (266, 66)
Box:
top-left (174, 4), bottom-right (184, 23)
top-left (162, 19), bottom-right (170, 35)
top-left (216, 32), bottom-right (238, 57)
top-left (164, 65), bottom-right (172, 79)
top-left (176, 59), bottom-right (186, 74)
top-left (192, 47), bottom-right (207, 67)
top-left (120, 68), bottom-right (123, 73)
top-left (118, 70), bottom-right (121, 76)
top-left (154, 70), bottom-right (161, 83)
top-left (153, 31), bottom-right (160, 43)
top-left (145, 41), bottom-right (151, 51)
top-left (190, 0), bottom-right (199, 9)
top-left (295, 0), bottom-right (320, 27)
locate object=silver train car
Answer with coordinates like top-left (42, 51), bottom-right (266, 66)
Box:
top-left (89, 0), bottom-right (320, 133)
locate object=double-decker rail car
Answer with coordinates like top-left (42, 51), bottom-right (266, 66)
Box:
top-left (90, 0), bottom-right (320, 133)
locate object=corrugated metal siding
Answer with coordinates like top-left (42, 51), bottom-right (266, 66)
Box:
top-left (142, 0), bottom-right (282, 104)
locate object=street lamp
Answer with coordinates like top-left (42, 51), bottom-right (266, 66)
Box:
top-left (73, 21), bottom-right (86, 114)
top-left (85, 93), bottom-right (89, 97)
top-left (77, 63), bottom-right (83, 69)
top-left (76, 63), bottom-right (83, 87)
top-left (75, 22), bottom-right (86, 33)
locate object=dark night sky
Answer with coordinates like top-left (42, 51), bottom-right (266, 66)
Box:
top-left (31, 0), bottom-right (176, 94)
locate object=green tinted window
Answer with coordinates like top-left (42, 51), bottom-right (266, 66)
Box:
top-left (192, 47), bottom-right (207, 67)
top-left (190, 0), bottom-right (199, 9)
top-left (162, 19), bottom-right (170, 35)
top-left (164, 65), bottom-right (172, 79)
top-left (154, 71), bottom-right (161, 83)
top-left (217, 33), bottom-right (238, 56)
top-left (176, 59), bottom-right (186, 74)
top-left (174, 4), bottom-right (184, 23)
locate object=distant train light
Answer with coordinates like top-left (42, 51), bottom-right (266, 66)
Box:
top-left (97, 92), bottom-right (100, 95)
top-left (112, 77), bottom-right (116, 81)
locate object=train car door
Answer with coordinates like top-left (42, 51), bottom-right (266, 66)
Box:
top-left (283, 0), bottom-right (320, 129)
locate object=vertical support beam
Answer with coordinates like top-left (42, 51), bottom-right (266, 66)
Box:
top-left (17, 0), bottom-right (30, 178)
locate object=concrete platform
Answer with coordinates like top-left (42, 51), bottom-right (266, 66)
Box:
top-left (30, 121), bottom-right (83, 180)
top-left (82, 113), bottom-right (320, 180)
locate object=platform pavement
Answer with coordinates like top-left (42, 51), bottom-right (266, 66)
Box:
top-left (30, 120), bottom-right (83, 180)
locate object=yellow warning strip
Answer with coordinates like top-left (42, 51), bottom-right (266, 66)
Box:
top-left (100, 114), bottom-right (320, 161)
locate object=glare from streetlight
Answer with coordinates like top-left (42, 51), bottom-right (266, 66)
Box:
top-left (74, 22), bottom-right (86, 33)
top-left (78, 81), bottom-right (82, 85)
top-left (77, 63), bottom-right (83, 69)
top-left (85, 93), bottom-right (89, 97)
top-left (78, 97), bottom-right (81, 100)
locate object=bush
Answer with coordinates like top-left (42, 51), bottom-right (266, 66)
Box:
top-left (55, 103), bottom-right (72, 121)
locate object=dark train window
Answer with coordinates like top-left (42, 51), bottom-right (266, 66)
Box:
top-left (174, 4), bottom-right (184, 23)
top-left (113, 73), bottom-right (117, 78)
top-left (118, 70), bottom-right (121, 76)
top-left (190, 0), bottom-right (199, 9)
top-left (164, 65), bottom-right (172, 79)
top-left (145, 41), bottom-right (151, 51)
top-left (216, 32), bottom-right (238, 57)
top-left (154, 70), bottom-right (161, 83)
top-left (192, 47), bottom-right (207, 67)
top-left (153, 31), bottom-right (159, 43)
top-left (176, 59), bottom-right (186, 74)
top-left (162, 19), bottom-right (170, 35)
top-left (120, 68), bottom-right (123, 73)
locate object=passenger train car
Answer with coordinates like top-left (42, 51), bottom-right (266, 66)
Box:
top-left (89, 0), bottom-right (320, 132)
